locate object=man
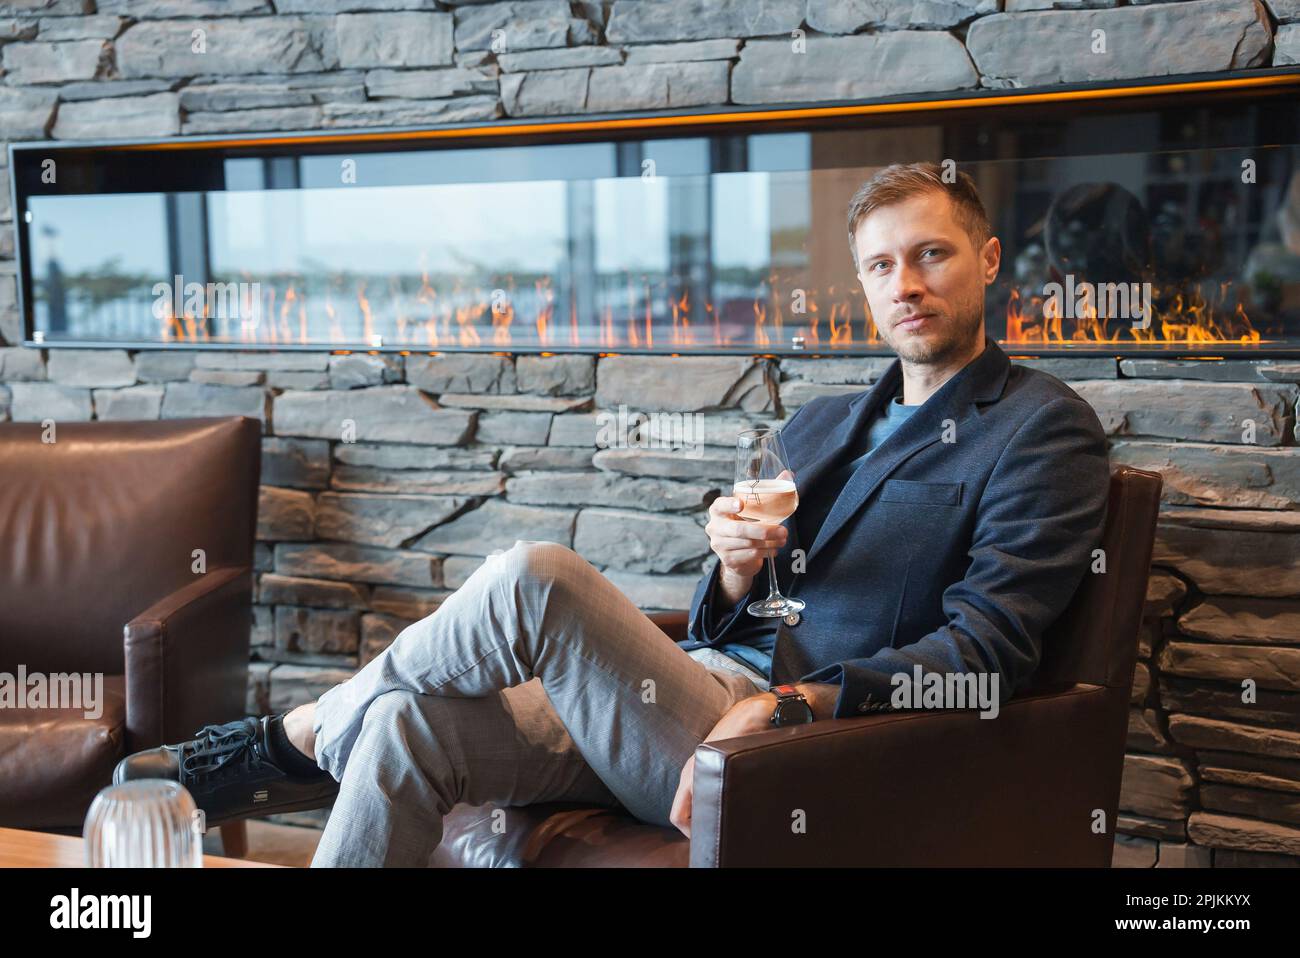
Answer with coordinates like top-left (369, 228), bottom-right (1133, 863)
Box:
top-left (114, 161), bottom-right (1110, 866)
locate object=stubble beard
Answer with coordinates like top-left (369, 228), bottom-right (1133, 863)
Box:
top-left (884, 293), bottom-right (985, 367)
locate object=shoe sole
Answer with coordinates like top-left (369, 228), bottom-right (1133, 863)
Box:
top-left (198, 791), bottom-right (339, 830)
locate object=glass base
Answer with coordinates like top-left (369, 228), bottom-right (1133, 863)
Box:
top-left (747, 595), bottom-right (805, 618)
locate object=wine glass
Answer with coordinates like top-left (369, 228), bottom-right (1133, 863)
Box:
top-left (734, 428), bottom-right (805, 618)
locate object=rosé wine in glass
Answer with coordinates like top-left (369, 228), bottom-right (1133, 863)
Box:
top-left (734, 429), bottom-right (804, 619)
top-left (733, 477), bottom-right (799, 524)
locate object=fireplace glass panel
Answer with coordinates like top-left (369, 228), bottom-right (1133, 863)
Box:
top-left (14, 85), bottom-right (1300, 354)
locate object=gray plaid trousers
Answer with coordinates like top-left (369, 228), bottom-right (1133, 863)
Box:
top-left (309, 540), bottom-right (768, 867)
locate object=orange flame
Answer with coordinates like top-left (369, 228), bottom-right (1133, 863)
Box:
top-left (186, 261), bottom-right (1266, 352)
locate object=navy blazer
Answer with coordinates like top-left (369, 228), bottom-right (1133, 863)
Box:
top-left (683, 338), bottom-right (1111, 719)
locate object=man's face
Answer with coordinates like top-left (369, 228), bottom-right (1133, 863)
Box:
top-left (852, 190), bottom-right (1000, 365)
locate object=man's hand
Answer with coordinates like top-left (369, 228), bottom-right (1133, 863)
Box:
top-left (669, 694), bottom-right (774, 839)
top-left (668, 682), bottom-right (841, 839)
top-left (704, 468), bottom-right (795, 604)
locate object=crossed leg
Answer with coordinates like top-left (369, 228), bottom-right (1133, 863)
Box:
top-left (308, 540), bottom-right (765, 867)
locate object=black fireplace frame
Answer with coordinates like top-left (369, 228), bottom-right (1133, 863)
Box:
top-left (9, 65), bottom-right (1300, 358)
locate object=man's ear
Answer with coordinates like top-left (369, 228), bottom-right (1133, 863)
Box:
top-left (982, 236), bottom-right (1001, 285)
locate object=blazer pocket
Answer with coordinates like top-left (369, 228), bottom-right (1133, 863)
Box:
top-left (879, 479), bottom-right (964, 506)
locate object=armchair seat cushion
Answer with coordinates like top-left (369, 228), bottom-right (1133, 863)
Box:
top-left (433, 801), bottom-right (687, 867)
top-left (0, 675), bottom-right (126, 829)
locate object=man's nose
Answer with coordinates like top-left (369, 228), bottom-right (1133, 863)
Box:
top-left (889, 260), bottom-right (926, 303)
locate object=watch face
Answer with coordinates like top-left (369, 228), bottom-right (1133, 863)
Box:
top-left (775, 699), bottom-right (814, 725)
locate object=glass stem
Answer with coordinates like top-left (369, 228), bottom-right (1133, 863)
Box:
top-left (765, 554), bottom-right (782, 600)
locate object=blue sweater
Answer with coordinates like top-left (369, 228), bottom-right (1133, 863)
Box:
top-left (711, 392), bottom-right (920, 678)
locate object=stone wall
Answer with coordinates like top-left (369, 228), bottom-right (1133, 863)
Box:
top-left (1, 0), bottom-right (1299, 866)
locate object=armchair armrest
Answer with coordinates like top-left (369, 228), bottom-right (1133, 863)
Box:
top-left (123, 566), bottom-right (253, 753)
top-left (646, 610), bottom-right (689, 644)
top-left (687, 682), bottom-right (1127, 867)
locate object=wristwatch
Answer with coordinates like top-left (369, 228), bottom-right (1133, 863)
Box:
top-left (769, 684), bottom-right (814, 727)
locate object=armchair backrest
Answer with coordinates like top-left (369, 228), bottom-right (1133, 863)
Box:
top-left (1033, 465), bottom-right (1163, 694)
top-left (0, 417), bottom-right (260, 674)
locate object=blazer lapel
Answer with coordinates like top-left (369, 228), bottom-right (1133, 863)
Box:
top-left (803, 337), bottom-right (1011, 565)
top-left (793, 363), bottom-right (902, 500)
top-left (785, 364), bottom-right (901, 557)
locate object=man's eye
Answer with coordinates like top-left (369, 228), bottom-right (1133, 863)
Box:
top-left (923, 248), bottom-right (943, 258)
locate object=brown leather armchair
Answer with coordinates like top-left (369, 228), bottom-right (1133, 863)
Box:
top-left (432, 465), bottom-right (1162, 867)
top-left (0, 417), bottom-right (260, 843)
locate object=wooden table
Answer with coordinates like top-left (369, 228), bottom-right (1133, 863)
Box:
top-left (0, 826), bottom-right (283, 868)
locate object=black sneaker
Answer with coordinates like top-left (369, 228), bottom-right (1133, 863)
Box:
top-left (112, 714), bottom-right (339, 828)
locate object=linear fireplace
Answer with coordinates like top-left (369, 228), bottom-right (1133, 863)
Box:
top-left (9, 69), bottom-right (1300, 356)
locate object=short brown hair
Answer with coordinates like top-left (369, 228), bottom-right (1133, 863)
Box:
top-left (846, 162), bottom-right (991, 269)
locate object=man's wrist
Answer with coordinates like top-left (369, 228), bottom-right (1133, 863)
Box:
top-left (746, 683), bottom-right (838, 723)
top-left (717, 567), bottom-right (754, 606)
top-left (790, 682), bottom-right (839, 721)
